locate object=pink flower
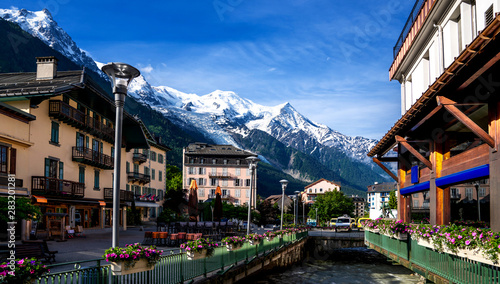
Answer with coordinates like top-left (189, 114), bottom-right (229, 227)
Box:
top-left (465, 240), bottom-right (471, 245)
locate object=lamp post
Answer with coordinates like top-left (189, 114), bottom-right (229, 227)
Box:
top-left (315, 207), bottom-right (318, 227)
top-left (474, 183), bottom-right (481, 221)
top-left (102, 63), bottom-right (140, 248)
top-left (279, 179), bottom-right (288, 230)
top-left (246, 156), bottom-right (260, 235)
top-left (302, 196), bottom-right (306, 224)
top-left (294, 191), bottom-right (300, 225)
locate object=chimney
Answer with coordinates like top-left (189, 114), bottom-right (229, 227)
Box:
top-left (36, 56), bottom-right (58, 80)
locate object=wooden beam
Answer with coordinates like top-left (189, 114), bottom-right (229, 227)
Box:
top-left (457, 51), bottom-right (500, 91)
top-left (437, 96), bottom-right (495, 148)
top-left (395, 135), bottom-right (433, 169)
top-left (373, 158), bottom-right (398, 181)
top-left (411, 105), bottom-right (443, 132)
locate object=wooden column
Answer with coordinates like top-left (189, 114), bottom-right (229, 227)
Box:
top-left (489, 100), bottom-right (500, 231)
top-left (430, 139), bottom-right (450, 225)
top-left (397, 146), bottom-right (411, 222)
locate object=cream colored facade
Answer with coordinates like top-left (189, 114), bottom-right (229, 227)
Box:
top-left (300, 178), bottom-right (340, 204)
top-left (182, 143), bottom-right (257, 207)
top-left (0, 57), bottom-right (169, 239)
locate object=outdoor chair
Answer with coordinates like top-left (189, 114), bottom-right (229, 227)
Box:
top-left (186, 233), bottom-right (195, 241)
top-left (188, 222), bottom-right (196, 233)
top-left (158, 232), bottom-right (169, 246)
top-left (194, 233), bottom-right (203, 240)
top-left (169, 233), bottom-right (178, 246)
top-left (151, 232), bottom-right (160, 245)
top-left (65, 226), bottom-right (75, 239)
top-left (142, 231), bottom-right (153, 245)
top-left (177, 232), bottom-right (186, 244)
top-left (75, 226), bottom-right (86, 238)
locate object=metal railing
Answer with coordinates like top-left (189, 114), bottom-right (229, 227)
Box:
top-left (133, 152), bottom-right (148, 164)
top-left (127, 172), bottom-right (151, 184)
top-left (103, 188), bottom-right (134, 202)
top-left (365, 231), bottom-right (500, 283)
top-left (31, 176), bottom-right (84, 198)
top-left (34, 231), bottom-right (308, 284)
top-left (72, 146), bottom-right (114, 169)
top-left (393, 0), bottom-right (427, 58)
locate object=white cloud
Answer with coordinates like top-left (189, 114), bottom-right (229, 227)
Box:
top-left (139, 64), bottom-right (153, 74)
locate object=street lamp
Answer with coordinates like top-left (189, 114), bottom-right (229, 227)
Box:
top-left (474, 183), bottom-right (481, 221)
top-left (279, 179), bottom-right (288, 230)
top-left (246, 156), bottom-right (260, 235)
top-left (315, 207), bottom-right (318, 227)
top-left (102, 63), bottom-right (140, 248)
top-left (294, 191), bottom-right (300, 225)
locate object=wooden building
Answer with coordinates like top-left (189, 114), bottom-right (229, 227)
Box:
top-left (369, 0), bottom-right (500, 230)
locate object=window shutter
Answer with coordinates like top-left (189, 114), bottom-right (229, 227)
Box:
top-left (45, 158), bottom-right (50, 177)
top-left (9, 148), bottom-right (16, 175)
top-left (59, 162), bottom-right (64, 179)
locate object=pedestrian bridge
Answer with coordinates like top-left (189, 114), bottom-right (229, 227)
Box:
top-left (306, 230), bottom-right (365, 255)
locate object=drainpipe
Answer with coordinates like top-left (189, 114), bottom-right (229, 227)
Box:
top-left (401, 74), bottom-right (406, 115)
top-left (434, 23), bottom-right (445, 75)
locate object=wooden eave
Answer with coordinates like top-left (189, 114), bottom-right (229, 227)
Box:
top-left (369, 14), bottom-right (500, 158)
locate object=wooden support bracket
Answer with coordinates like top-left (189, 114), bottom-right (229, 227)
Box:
top-left (373, 158), bottom-right (398, 181)
top-left (437, 96), bottom-right (495, 148)
top-left (395, 136), bottom-right (433, 169)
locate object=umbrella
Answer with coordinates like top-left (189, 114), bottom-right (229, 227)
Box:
top-left (188, 180), bottom-right (199, 221)
top-left (214, 185), bottom-right (223, 222)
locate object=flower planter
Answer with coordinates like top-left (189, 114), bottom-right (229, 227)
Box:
top-left (265, 236), bottom-right (275, 242)
top-left (390, 232), bottom-right (408, 241)
top-left (186, 249), bottom-right (208, 260)
top-left (249, 239), bottom-right (262, 246)
top-left (415, 238), bottom-right (434, 250)
top-left (226, 244), bottom-right (243, 251)
top-left (110, 259), bottom-right (154, 276)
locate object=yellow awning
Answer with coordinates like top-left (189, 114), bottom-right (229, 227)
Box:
top-left (33, 195), bottom-right (47, 203)
top-left (99, 200), bottom-right (106, 206)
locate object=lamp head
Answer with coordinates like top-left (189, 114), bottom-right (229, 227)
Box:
top-left (280, 179), bottom-right (289, 189)
top-left (245, 156), bottom-right (260, 168)
top-left (102, 63), bottom-right (140, 95)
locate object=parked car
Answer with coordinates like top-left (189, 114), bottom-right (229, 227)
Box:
top-left (329, 218), bottom-right (337, 227)
top-left (335, 215), bottom-right (353, 232)
top-left (358, 218), bottom-right (371, 230)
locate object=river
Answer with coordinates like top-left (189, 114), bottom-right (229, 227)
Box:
top-left (242, 247), bottom-right (425, 284)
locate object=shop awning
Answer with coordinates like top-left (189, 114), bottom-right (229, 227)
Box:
top-left (33, 195), bottom-right (48, 203)
top-left (135, 201), bottom-right (160, 208)
top-left (99, 200), bottom-right (106, 206)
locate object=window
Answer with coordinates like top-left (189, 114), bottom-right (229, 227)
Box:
top-left (412, 193), bottom-right (419, 198)
top-left (211, 168), bottom-right (216, 175)
top-left (212, 159), bottom-right (216, 164)
top-left (151, 151), bottom-right (157, 161)
top-left (210, 189), bottom-right (216, 196)
top-left (200, 158), bottom-right (204, 164)
top-left (222, 189), bottom-right (229, 196)
top-left (133, 164), bottom-right (139, 173)
top-left (235, 179), bottom-right (241, 186)
top-left (486, 5), bottom-right (494, 26)
top-left (210, 178), bottom-right (217, 186)
top-left (246, 189), bottom-right (250, 197)
top-left (79, 166), bottom-right (85, 184)
top-left (246, 169), bottom-right (250, 176)
top-left (245, 179), bottom-right (251, 186)
top-left (199, 188), bottom-right (205, 197)
top-left (188, 167), bottom-right (195, 175)
top-left (158, 154), bottom-right (164, 164)
top-left (222, 180), bottom-right (228, 186)
top-left (479, 188), bottom-right (486, 197)
top-left (50, 122), bottom-right (59, 144)
top-left (159, 171), bottom-right (163, 182)
top-left (236, 160), bottom-right (240, 165)
top-left (44, 158), bottom-right (61, 179)
top-left (198, 178), bottom-right (205, 185)
top-left (126, 184), bottom-right (130, 191)
top-left (144, 166), bottom-right (150, 176)
top-left (223, 159), bottom-right (228, 165)
top-left (152, 169), bottom-right (155, 180)
top-left (413, 200), bottom-right (419, 207)
top-left (320, 188), bottom-right (323, 192)
top-left (76, 133), bottom-right (85, 148)
top-left (188, 178), bottom-right (195, 185)
top-left (465, 188), bottom-right (473, 199)
top-left (94, 170), bottom-right (100, 190)
top-left (235, 168), bottom-right (241, 176)
top-left (0, 145), bottom-right (7, 173)
top-left (235, 189), bottom-right (241, 197)
top-left (198, 167), bottom-right (206, 175)
top-left (222, 168), bottom-right (228, 176)
top-left (126, 162), bottom-right (130, 173)
top-left (189, 158), bottom-right (194, 164)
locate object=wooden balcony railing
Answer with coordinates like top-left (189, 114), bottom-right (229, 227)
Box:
top-left (104, 188), bottom-right (134, 202)
top-left (72, 147), bottom-right (114, 169)
top-left (49, 100), bottom-right (114, 143)
top-left (126, 172), bottom-right (151, 185)
top-left (31, 176), bottom-right (84, 198)
top-left (132, 152), bottom-right (148, 164)
top-left (208, 172), bottom-right (232, 179)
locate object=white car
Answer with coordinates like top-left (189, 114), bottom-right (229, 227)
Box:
top-left (335, 216), bottom-right (352, 232)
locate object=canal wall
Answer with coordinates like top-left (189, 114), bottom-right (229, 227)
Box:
top-left (196, 234), bottom-right (365, 284)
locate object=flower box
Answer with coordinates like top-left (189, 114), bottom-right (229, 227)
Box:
top-left (390, 232), bottom-right (408, 241)
top-left (186, 249), bottom-right (208, 260)
top-left (111, 259), bottom-right (154, 276)
top-left (249, 239), bottom-right (261, 246)
top-left (226, 244), bottom-right (243, 251)
top-left (266, 236), bottom-right (274, 242)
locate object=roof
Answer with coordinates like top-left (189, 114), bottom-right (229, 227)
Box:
top-left (184, 143), bottom-right (256, 157)
top-left (0, 101), bottom-right (36, 122)
top-left (367, 182), bottom-right (397, 193)
top-left (304, 178), bottom-right (340, 189)
top-left (369, 14), bottom-right (500, 157)
top-left (136, 118), bottom-right (171, 152)
top-left (0, 71), bottom-right (83, 97)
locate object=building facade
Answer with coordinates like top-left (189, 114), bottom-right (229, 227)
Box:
top-left (182, 143), bottom-right (257, 207)
top-left (300, 178), bottom-right (340, 204)
top-left (0, 56), bottom-right (168, 239)
top-left (368, 0), bottom-right (500, 229)
top-left (367, 182), bottom-right (397, 219)
top-left (349, 195), bottom-right (366, 218)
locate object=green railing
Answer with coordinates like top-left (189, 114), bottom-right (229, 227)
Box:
top-left (35, 231), bottom-right (307, 284)
top-left (365, 231), bottom-right (500, 284)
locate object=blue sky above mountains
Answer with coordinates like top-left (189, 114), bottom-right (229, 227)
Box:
top-left (0, 0), bottom-right (415, 139)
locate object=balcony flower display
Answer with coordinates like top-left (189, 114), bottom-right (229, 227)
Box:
top-left (103, 243), bottom-right (162, 275)
top-left (0, 257), bottom-right (50, 284)
top-left (222, 235), bottom-right (246, 251)
top-left (263, 231), bottom-right (276, 241)
top-left (246, 233), bottom-right (264, 245)
top-left (180, 238), bottom-right (218, 260)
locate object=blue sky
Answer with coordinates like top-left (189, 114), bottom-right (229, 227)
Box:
top-left (2, 0), bottom-right (415, 139)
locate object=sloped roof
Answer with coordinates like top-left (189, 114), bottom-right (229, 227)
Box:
top-left (184, 143), bottom-right (256, 157)
top-left (304, 178), bottom-right (340, 189)
top-left (0, 71), bottom-right (83, 97)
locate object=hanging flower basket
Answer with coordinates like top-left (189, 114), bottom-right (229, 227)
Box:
top-left (181, 238), bottom-right (217, 260)
top-left (226, 243), bottom-right (243, 251)
top-left (110, 259), bottom-right (154, 276)
top-left (222, 236), bottom-right (246, 251)
top-left (246, 233), bottom-right (264, 246)
top-left (249, 239), bottom-right (262, 246)
top-left (186, 249), bottom-right (208, 260)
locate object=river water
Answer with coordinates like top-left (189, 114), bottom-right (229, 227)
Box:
top-left (243, 247), bottom-right (425, 284)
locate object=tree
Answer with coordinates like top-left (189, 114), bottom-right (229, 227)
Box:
top-left (0, 197), bottom-right (41, 223)
top-left (389, 190), bottom-right (398, 210)
top-left (313, 191), bottom-right (355, 221)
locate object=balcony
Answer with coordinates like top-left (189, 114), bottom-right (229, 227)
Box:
top-left (135, 194), bottom-right (159, 203)
top-left (72, 147), bottom-right (114, 169)
top-left (451, 193), bottom-right (461, 199)
top-left (208, 172), bottom-right (232, 179)
top-left (132, 152), bottom-right (148, 164)
top-left (127, 172), bottom-right (150, 185)
top-left (207, 194), bottom-right (235, 201)
top-left (104, 188), bottom-right (134, 202)
top-left (49, 100), bottom-right (114, 143)
top-left (31, 176), bottom-right (84, 198)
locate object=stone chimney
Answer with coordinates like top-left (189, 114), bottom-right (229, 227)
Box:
top-left (36, 56), bottom-right (58, 80)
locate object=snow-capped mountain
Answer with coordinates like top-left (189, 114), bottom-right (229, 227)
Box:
top-left (0, 8), bottom-right (388, 186)
top-left (0, 8), bottom-right (105, 79)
